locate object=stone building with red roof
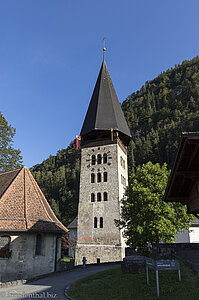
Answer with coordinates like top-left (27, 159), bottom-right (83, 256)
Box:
top-left (0, 167), bottom-right (68, 283)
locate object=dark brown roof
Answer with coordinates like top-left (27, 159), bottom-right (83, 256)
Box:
top-left (0, 167), bottom-right (68, 234)
top-left (0, 168), bottom-right (21, 198)
top-left (164, 132), bottom-right (199, 214)
top-left (80, 59), bottom-right (131, 143)
top-left (67, 216), bottom-right (77, 229)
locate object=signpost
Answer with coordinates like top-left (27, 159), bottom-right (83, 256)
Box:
top-left (146, 259), bottom-right (181, 297)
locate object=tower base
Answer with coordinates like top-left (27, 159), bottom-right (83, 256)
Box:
top-left (75, 244), bottom-right (125, 266)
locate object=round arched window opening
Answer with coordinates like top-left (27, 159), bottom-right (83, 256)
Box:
top-left (91, 193), bottom-right (95, 202)
top-left (97, 193), bottom-right (101, 202)
top-left (94, 217), bottom-right (97, 228)
top-left (100, 217), bottom-right (103, 228)
top-left (104, 172), bottom-right (108, 182)
top-left (91, 155), bottom-right (96, 165)
top-left (104, 192), bottom-right (108, 201)
top-left (91, 173), bottom-right (95, 183)
top-left (97, 154), bottom-right (102, 164)
top-left (97, 173), bottom-right (101, 183)
top-left (103, 153), bottom-right (107, 164)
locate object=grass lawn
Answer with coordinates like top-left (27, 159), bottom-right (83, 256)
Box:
top-left (61, 257), bottom-right (74, 262)
top-left (68, 261), bottom-right (199, 300)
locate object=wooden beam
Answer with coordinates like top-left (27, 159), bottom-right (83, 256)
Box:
top-left (177, 176), bottom-right (185, 197)
top-left (187, 144), bottom-right (199, 169)
top-left (165, 139), bottom-right (188, 199)
top-left (168, 197), bottom-right (188, 203)
top-left (176, 170), bottom-right (199, 175)
top-left (187, 197), bottom-right (199, 213)
top-left (187, 139), bottom-right (199, 144)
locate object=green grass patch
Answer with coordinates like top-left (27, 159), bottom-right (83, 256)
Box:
top-left (68, 262), bottom-right (199, 300)
top-left (61, 257), bottom-right (74, 262)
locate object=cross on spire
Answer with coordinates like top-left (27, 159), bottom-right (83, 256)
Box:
top-left (103, 37), bottom-right (106, 61)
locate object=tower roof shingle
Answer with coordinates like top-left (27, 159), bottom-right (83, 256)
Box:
top-left (80, 60), bottom-right (131, 140)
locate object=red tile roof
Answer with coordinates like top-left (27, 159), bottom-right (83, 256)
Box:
top-left (0, 167), bottom-right (68, 234)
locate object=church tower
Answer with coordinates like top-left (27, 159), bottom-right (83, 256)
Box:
top-left (75, 50), bottom-right (131, 265)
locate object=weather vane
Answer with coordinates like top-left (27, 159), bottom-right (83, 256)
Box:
top-left (103, 37), bottom-right (106, 61)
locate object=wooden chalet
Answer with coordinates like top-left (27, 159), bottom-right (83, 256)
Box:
top-left (164, 132), bottom-right (199, 217)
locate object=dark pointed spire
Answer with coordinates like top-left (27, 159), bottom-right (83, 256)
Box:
top-left (80, 54), bottom-right (131, 146)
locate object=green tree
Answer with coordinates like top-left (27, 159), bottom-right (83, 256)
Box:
top-left (117, 162), bottom-right (194, 252)
top-left (0, 112), bottom-right (23, 171)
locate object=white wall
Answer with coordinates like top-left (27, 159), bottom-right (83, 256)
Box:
top-left (175, 227), bottom-right (199, 243)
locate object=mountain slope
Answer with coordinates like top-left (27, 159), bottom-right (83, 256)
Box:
top-left (31, 142), bottom-right (80, 226)
top-left (123, 56), bottom-right (199, 171)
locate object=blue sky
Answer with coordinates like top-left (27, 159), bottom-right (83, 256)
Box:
top-left (1, 0), bottom-right (199, 167)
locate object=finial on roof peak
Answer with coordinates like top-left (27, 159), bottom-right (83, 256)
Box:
top-left (103, 37), bottom-right (106, 61)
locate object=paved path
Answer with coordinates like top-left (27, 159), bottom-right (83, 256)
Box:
top-left (0, 263), bottom-right (120, 300)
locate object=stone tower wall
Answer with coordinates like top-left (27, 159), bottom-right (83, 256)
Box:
top-left (75, 140), bottom-right (128, 265)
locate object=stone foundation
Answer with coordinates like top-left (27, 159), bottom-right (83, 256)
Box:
top-left (75, 244), bottom-right (123, 265)
top-left (121, 255), bottom-right (146, 274)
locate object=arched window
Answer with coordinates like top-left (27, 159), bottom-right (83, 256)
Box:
top-left (104, 192), bottom-right (108, 201)
top-left (94, 217), bottom-right (97, 228)
top-left (97, 193), bottom-right (101, 202)
top-left (0, 235), bottom-right (11, 251)
top-left (91, 173), bottom-right (95, 183)
top-left (97, 173), bottom-right (101, 183)
top-left (91, 155), bottom-right (96, 165)
top-left (97, 154), bottom-right (102, 164)
top-left (91, 193), bottom-right (95, 202)
top-left (103, 172), bottom-right (107, 182)
top-left (103, 153), bottom-right (107, 164)
top-left (35, 234), bottom-right (42, 255)
top-left (100, 217), bottom-right (103, 228)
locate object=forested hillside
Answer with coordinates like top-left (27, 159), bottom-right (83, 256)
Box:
top-left (31, 56), bottom-right (199, 226)
top-left (31, 142), bottom-right (80, 225)
top-left (124, 56), bottom-right (199, 171)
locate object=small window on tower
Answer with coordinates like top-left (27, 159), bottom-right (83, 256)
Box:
top-left (94, 217), bottom-right (97, 228)
top-left (100, 217), bottom-right (103, 228)
top-left (97, 173), bottom-right (101, 183)
top-left (91, 193), bottom-right (95, 202)
top-left (104, 172), bottom-right (107, 182)
top-left (103, 153), bottom-right (107, 164)
top-left (91, 173), bottom-right (95, 183)
top-left (97, 154), bottom-right (102, 164)
top-left (104, 192), bottom-right (108, 201)
top-left (97, 193), bottom-right (101, 202)
top-left (91, 155), bottom-right (96, 165)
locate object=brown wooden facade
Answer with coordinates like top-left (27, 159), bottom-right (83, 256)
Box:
top-left (164, 132), bottom-right (199, 215)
